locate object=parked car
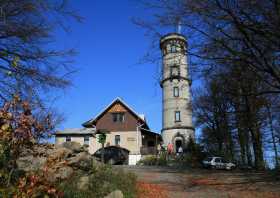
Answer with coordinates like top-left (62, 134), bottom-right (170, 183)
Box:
top-left (93, 146), bottom-right (129, 165)
top-left (202, 157), bottom-right (236, 170)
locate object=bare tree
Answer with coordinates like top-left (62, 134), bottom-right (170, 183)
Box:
top-left (135, 0), bottom-right (280, 95)
top-left (0, 0), bottom-right (81, 108)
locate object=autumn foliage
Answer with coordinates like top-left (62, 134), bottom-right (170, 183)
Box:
top-left (0, 97), bottom-right (58, 196)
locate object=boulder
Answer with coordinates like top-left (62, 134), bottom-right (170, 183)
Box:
top-left (16, 156), bottom-right (47, 172)
top-left (16, 143), bottom-right (98, 185)
top-left (58, 142), bottom-right (84, 153)
top-left (48, 147), bottom-right (73, 161)
top-left (104, 190), bottom-right (123, 198)
top-left (46, 166), bottom-right (74, 183)
top-left (67, 152), bottom-right (92, 171)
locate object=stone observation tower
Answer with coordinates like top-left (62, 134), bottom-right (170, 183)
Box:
top-left (160, 32), bottom-right (195, 151)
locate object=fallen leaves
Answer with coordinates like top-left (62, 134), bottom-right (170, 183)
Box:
top-left (137, 181), bottom-right (168, 198)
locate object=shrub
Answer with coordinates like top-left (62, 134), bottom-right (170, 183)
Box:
top-left (137, 155), bottom-right (158, 166)
top-left (0, 98), bottom-right (59, 197)
top-left (60, 164), bottom-right (137, 198)
top-left (181, 139), bottom-right (205, 167)
top-left (137, 153), bottom-right (168, 166)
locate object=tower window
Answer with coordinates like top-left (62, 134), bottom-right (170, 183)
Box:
top-left (112, 113), bottom-right (125, 122)
top-left (173, 87), bottom-right (179, 97)
top-left (175, 111), bottom-right (181, 122)
top-left (170, 66), bottom-right (180, 77)
top-left (171, 45), bottom-right (176, 53)
top-left (84, 136), bottom-right (89, 145)
top-left (115, 135), bottom-right (120, 146)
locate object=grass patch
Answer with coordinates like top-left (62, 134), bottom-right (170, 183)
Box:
top-left (60, 165), bottom-right (137, 198)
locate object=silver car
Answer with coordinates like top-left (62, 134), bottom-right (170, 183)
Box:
top-left (202, 157), bottom-right (236, 170)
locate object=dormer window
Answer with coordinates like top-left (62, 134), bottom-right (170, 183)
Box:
top-left (112, 113), bottom-right (125, 123)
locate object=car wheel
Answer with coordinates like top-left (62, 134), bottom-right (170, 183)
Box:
top-left (108, 159), bottom-right (115, 165)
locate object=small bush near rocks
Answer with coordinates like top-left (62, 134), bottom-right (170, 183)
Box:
top-left (137, 153), bottom-right (168, 166)
top-left (60, 164), bottom-right (137, 198)
top-left (137, 155), bottom-right (158, 166)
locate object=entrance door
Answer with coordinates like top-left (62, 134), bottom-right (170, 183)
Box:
top-left (175, 140), bottom-right (182, 153)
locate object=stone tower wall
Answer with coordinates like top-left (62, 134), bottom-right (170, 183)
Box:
top-left (160, 33), bottom-right (194, 149)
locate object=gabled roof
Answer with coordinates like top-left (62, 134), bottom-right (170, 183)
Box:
top-left (82, 97), bottom-right (149, 129)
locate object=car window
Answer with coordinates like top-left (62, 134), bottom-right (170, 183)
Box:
top-left (214, 158), bottom-right (221, 163)
top-left (221, 158), bottom-right (227, 163)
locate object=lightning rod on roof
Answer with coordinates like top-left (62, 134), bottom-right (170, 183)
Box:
top-left (176, 17), bottom-right (182, 34)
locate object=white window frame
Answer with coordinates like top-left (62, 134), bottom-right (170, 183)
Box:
top-left (173, 87), bottom-right (179, 97)
top-left (84, 136), bottom-right (89, 145)
top-left (175, 111), bottom-right (181, 122)
top-left (115, 135), bottom-right (120, 146)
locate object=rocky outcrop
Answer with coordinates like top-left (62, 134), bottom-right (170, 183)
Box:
top-left (16, 142), bottom-right (124, 197)
top-left (104, 190), bottom-right (124, 198)
top-left (16, 142), bottom-right (99, 183)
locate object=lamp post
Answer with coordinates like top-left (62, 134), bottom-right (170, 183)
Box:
top-left (136, 123), bottom-right (145, 154)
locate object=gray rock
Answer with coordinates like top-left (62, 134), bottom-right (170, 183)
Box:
top-left (16, 156), bottom-right (47, 172)
top-left (104, 190), bottom-right (123, 198)
top-left (59, 142), bottom-right (84, 153)
top-left (48, 147), bottom-right (72, 160)
top-left (16, 143), bottom-right (97, 185)
top-left (46, 166), bottom-right (74, 183)
top-left (67, 152), bottom-right (92, 171)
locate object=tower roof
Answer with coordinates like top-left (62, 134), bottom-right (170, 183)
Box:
top-left (160, 33), bottom-right (186, 44)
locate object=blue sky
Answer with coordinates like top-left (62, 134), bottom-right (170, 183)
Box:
top-left (54, 1), bottom-right (164, 132)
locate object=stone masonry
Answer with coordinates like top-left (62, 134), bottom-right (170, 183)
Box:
top-left (160, 33), bottom-right (194, 151)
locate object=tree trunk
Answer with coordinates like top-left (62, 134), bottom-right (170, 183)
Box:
top-left (267, 106), bottom-right (279, 168)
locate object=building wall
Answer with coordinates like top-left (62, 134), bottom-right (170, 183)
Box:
top-left (162, 79), bottom-right (192, 129)
top-left (92, 131), bottom-right (142, 154)
top-left (55, 135), bottom-right (95, 153)
top-left (160, 33), bottom-right (195, 148)
top-left (96, 110), bottom-right (138, 132)
top-left (161, 129), bottom-right (194, 146)
top-left (55, 131), bottom-right (143, 155)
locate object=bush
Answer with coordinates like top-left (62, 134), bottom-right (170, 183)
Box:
top-left (60, 164), bottom-right (137, 198)
top-left (180, 139), bottom-right (206, 168)
top-left (137, 153), bottom-right (168, 166)
top-left (137, 155), bottom-right (158, 166)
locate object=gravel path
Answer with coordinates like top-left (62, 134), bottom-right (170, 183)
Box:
top-left (121, 166), bottom-right (280, 198)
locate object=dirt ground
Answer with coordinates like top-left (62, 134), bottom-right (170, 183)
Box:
top-left (121, 166), bottom-right (280, 198)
